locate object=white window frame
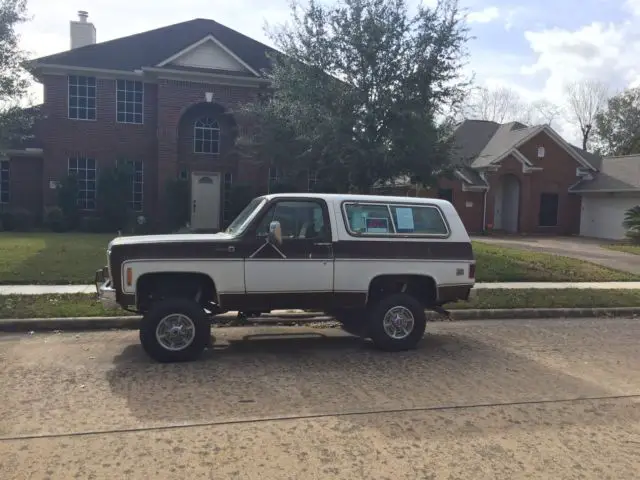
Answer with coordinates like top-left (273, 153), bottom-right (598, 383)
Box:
top-left (68, 156), bottom-right (97, 210)
top-left (68, 75), bottom-right (97, 121)
top-left (268, 167), bottom-right (281, 193)
top-left (341, 201), bottom-right (450, 238)
top-left (116, 159), bottom-right (144, 212)
top-left (116, 80), bottom-right (144, 124)
top-left (307, 169), bottom-right (318, 192)
top-left (193, 117), bottom-right (220, 154)
top-left (0, 160), bottom-right (9, 204)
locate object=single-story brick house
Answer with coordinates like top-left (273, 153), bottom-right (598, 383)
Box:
top-left (1, 12), bottom-right (637, 238)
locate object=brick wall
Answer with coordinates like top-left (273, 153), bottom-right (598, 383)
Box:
top-left (156, 79), bottom-right (262, 219)
top-left (40, 73), bottom-right (158, 215)
top-left (38, 74), bottom-right (264, 224)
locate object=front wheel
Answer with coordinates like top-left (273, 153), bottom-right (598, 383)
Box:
top-left (139, 298), bottom-right (210, 363)
top-left (368, 293), bottom-right (426, 351)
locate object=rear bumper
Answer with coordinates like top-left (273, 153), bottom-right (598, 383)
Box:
top-left (95, 267), bottom-right (118, 310)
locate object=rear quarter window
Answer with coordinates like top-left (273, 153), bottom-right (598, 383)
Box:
top-left (343, 202), bottom-right (449, 236)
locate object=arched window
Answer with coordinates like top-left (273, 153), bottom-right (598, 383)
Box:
top-left (194, 117), bottom-right (220, 154)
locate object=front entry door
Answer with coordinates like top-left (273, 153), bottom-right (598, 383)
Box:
top-left (191, 173), bottom-right (221, 230)
top-left (244, 199), bottom-right (334, 309)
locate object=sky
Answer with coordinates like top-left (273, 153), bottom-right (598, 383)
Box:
top-left (15, 0), bottom-right (640, 143)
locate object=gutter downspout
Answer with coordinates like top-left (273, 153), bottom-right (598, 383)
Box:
top-left (480, 171), bottom-right (489, 233)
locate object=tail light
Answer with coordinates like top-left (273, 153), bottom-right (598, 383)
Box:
top-left (469, 263), bottom-right (476, 279)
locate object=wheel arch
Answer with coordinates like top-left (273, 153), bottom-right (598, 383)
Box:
top-left (136, 271), bottom-right (218, 310)
top-left (367, 274), bottom-right (438, 307)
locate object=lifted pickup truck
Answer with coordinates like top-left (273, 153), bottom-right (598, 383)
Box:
top-left (96, 193), bottom-right (475, 362)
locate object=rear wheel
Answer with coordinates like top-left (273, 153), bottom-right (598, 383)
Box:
top-left (368, 293), bottom-right (426, 351)
top-left (139, 298), bottom-right (210, 363)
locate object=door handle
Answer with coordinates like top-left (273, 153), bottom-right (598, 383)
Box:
top-left (314, 242), bottom-right (332, 247)
top-left (193, 200), bottom-right (196, 213)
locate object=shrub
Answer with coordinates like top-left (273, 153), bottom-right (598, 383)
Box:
top-left (56, 174), bottom-right (80, 229)
top-left (164, 178), bottom-right (190, 231)
top-left (1, 207), bottom-right (35, 231)
top-left (78, 216), bottom-right (111, 233)
top-left (623, 205), bottom-right (640, 244)
top-left (224, 184), bottom-right (255, 228)
top-left (44, 206), bottom-right (70, 232)
top-left (97, 165), bottom-right (135, 231)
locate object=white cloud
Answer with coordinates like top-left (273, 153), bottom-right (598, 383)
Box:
top-left (625, 0), bottom-right (640, 15)
top-left (518, 18), bottom-right (640, 142)
top-left (467, 6), bottom-right (500, 24)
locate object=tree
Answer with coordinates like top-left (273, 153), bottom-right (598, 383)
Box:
top-left (593, 86), bottom-right (640, 156)
top-left (243, 0), bottom-right (471, 193)
top-left (527, 99), bottom-right (562, 127)
top-left (0, 0), bottom-right (39, 149)
top-left (563, 79), bottom-right (609, 151)
top-left (463, 86), bottom-right (524, 123)
top-left (462, 85), bottom-right (562, 127)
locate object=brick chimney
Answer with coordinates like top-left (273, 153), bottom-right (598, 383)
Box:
top-left (70, 10), bottom-right (96, 49)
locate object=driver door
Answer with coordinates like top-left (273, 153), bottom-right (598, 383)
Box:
top-left (244, 198), bottom-right (334, 305)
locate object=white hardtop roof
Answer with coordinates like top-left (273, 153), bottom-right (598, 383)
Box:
top-left (264, 193), bottom-right (452, 206)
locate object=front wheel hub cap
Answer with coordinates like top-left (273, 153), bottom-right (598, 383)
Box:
top-left (156, 314), bottom-right (196, 351)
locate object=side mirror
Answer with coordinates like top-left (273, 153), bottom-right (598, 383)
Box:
top-left (268, 221), bottom-right (282, 245)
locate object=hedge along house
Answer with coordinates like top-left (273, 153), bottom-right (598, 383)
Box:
top-left (377, 119), bottom-right (605, 235)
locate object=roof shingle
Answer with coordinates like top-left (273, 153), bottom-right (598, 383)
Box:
top-left (571, 155), bottom-right (640, 192)
top-left (31, 18), bottom-right (276, 75)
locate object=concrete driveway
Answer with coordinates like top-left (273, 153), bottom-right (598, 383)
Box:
top-left (1, 320), bottom-right (639, 479)
top-left (473, 235), bottom-right (640, 275)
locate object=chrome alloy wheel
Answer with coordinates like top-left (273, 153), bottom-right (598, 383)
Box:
top-left (382, 306), bottom-right (415, 340)
top-left (155, 314), bottom-right (196, 351)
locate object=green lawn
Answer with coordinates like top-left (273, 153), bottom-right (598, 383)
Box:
top-left (0, 233), bottom-right (114, 285)
top-left (601, 243), bottom-right (640, 255)
top-left (473, 242), bottom-right (639, 282)
top-left (0, 232), bottom-right (638, 285)
top-left (2, 289), bottom-right (639, 319)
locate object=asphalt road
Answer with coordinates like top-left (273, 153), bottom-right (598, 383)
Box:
top-left (1, 318), bottom-right (639, 479)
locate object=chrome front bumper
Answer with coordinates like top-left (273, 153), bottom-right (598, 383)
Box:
top-left (95, 267), bottom-right (119, 310)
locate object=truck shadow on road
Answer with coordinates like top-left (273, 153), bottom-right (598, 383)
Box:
top-left (104, 328), bottom-right (613, 432)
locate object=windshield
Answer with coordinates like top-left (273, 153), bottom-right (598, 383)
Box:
top-left (225, 197), bottom-right (266, 235)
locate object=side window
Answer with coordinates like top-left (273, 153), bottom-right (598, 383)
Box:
top-left (256, 201), bottom-right (328, 240)
top-left (389, 205), bottom-right (448, 235)
top-left (344, 204), bottom-right (395, 234)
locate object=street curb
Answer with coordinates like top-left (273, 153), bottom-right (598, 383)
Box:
top-left (1, 307), bottom-right (639, 332)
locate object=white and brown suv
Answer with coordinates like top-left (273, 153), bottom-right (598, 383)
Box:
top-left (96, 193), bottom-right (476, 362)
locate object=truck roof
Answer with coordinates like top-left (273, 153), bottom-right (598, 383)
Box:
top-left (264, 192), bottom-right (453, 206)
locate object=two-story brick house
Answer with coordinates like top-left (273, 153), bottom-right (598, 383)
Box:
top-left (18, 12), bottom-right (281, 231)
top-left (3, 12), bottom-right (629, 237)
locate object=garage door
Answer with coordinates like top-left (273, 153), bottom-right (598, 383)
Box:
top-left (580, 195), bottom-right (640, 240)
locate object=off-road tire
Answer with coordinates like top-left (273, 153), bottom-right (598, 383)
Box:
top-left (139, 298), bottom-right (210, 363)
top-left (368, 293), bottom-right (427, 351)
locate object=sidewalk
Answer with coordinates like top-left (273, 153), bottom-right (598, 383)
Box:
top-left (2, 282), bottom-right (640, 295)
